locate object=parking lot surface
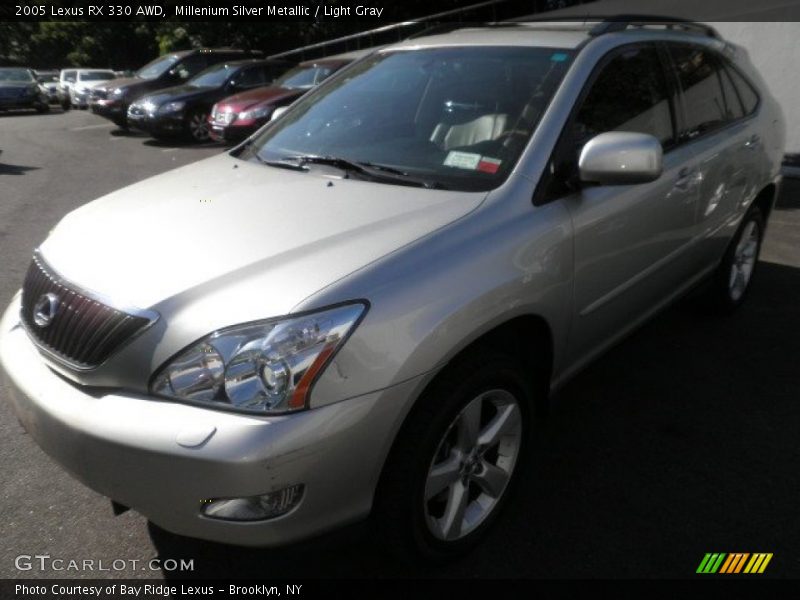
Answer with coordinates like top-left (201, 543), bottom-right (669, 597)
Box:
top-left (1, 108), bottom-right (799, 579)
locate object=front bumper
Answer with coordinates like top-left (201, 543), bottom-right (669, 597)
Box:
top-left (127, 111), bottom-right (185, 137)
top-left (0, 295), bottom-right (415, 547)
top-left (0, 95), bottom-right (46, 110)
top-left (91, 99), bottom-right (127, 125)
top-left (209, 121), bottom-right (258, 144)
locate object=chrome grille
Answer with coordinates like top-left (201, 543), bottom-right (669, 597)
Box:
top-left (20, 255), bottom-right (155, 369)
top-left (91, 88), bottom-right (108, 100)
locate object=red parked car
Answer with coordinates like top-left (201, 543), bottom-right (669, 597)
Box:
top-left (208, 52), bottom-right (365, 143)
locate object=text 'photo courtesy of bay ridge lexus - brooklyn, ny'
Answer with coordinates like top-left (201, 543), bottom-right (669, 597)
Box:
top-left (0, 18), bottom-right (785, 561)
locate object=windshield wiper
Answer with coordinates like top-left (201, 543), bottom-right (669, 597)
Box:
top-left (279, 154), bottom-right (448, 189)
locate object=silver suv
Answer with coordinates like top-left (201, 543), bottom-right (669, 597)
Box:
top-left (0, 20), bottom-right (785, 560)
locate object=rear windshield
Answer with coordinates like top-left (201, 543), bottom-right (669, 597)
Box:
top-left (240, 47), bottom-right (573, 192)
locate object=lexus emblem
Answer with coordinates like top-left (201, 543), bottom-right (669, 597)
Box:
top-left (33, 293), bottom-right (60, 328)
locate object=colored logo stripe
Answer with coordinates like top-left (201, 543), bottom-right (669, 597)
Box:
top-left (697, 553), bottom-right (773, 574)
top-left (697, 553), bottom-right (726, 573)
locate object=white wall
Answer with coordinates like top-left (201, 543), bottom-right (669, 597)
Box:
top-left (711, 22), bottom-right (800, 153)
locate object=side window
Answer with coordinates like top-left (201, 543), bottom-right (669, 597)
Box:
top-left (264, 64), bottom-right (286, 83)
top-left (669, 44), bottom-right (728, 139)
top-left (174, 55), bottom-right (207, 80)
top-left (726, 65), bottom-right (759, 115)
top-left (234, 66), bottom-right (265, 88)
top-left (574, 45), bottom-right (675, 148)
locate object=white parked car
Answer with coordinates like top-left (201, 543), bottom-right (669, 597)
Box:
top-left (58, 69), bottom-right (116, 110)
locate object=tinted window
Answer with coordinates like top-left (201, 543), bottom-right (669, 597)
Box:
top-left (233, 65), bottom-right (265, 88)
top-left (726, 65), bottom-right (759, 115)
top-left (669, 45), bottom-right (728, 139)
top-left (174, 55), bottom-right (208, 80)
top-left (189, 64), bottom-right (237, 87)
top-left (136, 55), bottom-right (179, 80)
top-left (718, 67), bottom-right (744, 120)
top-left (574, 46), bottom-right (674, 147)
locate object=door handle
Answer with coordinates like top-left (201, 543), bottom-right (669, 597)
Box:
top-left (674, 166), bottom-right (697, 192)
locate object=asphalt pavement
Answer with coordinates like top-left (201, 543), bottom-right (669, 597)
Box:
top-left (1, 107), bottom-right (799, 579)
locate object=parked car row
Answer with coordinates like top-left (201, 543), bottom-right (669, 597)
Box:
top-left (3, 48), bottom-right (366, 147)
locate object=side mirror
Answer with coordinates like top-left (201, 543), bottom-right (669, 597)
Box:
top-left (578, 132), bottom-right (663, 185)
top-left (271, 105), bottom-right (289, 121)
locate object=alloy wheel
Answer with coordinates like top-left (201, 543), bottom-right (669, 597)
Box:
top-left (729, 219), bottom-right (760, 302)
top-left (423, 389), bottom-right (522, 541)
top-left (189, 112), bottom-right (210, 142)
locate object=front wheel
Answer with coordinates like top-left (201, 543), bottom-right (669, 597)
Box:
top-left (186, 109), bottom-right (210, 142)
top-left (708, 206), bottom-right (764, 313)
top-left (374, 352), bottom-right (532, 561)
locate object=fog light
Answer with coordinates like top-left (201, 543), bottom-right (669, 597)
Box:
top-left (201, 484), bottom-right (304, 521)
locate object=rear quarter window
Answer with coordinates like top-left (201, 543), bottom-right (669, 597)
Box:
top-left (725, 64), bottom-right (760, 115)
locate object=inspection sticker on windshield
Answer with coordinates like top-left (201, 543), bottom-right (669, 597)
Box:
top-left (444, 151), bottom-right (481, 170)
top-left (477, 157), bottom-right (502, 174)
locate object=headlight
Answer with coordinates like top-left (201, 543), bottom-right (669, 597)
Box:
top-left (238, 105), bottom-right (273, 121)
top-left (150, 302), bottom-right (366, 414)
top-left (159, 101), bottom-right (185, 114)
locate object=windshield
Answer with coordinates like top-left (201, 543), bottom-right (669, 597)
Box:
top-left (0, 68), bottom-right (35, 83)
top-left (240, 47), bottom-right (573, 192)
top-left (188, 64), bottom-right (237, 88)
top-left (136, 55), bottom-right (180, 80)
top-left (273, 65), bottom-right (336, 90)
top-left (79, 71), bottom-right (114, 81)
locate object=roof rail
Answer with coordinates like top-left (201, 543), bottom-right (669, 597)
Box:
top-left (588, 15), bottom-right (720, 39)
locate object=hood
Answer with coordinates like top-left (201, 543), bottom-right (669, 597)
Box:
top-left (40, 153), bottom-right (485, 324)
top-left (215, 86), bottom-right (302, 112)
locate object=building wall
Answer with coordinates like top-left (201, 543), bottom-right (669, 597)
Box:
top-left (712, 22), bottom-right (800, 153)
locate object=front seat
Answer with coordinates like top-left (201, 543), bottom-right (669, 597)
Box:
top-left (430, 113), bottom-right (508, 150)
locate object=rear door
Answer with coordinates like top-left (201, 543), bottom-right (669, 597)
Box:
top-left (664, 42), bottom-right (754, 268)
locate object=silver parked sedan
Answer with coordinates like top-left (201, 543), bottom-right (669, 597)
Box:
top-left (0, 19), bottom-right (785, 560)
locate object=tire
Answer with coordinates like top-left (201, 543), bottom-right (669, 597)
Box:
top-left (35, 104), bottom-right (49, 114)
top-left (186, 109), bottom-right (210, 142)
top-left (60, 94), bottom-right (70, 111)
top-left (708, 206), bottom-right (764, 313)
top-left (373, 351), bottom-right (534, 562)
